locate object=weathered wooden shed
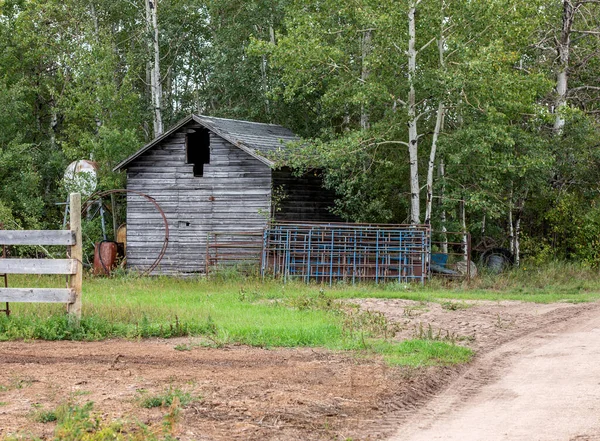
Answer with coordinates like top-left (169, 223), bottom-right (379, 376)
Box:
top-left (114, 114), bottom-right (338, 274)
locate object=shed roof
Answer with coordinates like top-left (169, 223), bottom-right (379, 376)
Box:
top-left (113, 114), bottom-right (299, 171)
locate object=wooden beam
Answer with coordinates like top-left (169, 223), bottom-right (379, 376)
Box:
top-left (0, 259), bottom-right (77, 275)
top-left (0, 288), bottom-right (75, 303)
top-left (67, 193), bottom-right (83, 319)
top-left (0, 230), bottom-right (76, 246)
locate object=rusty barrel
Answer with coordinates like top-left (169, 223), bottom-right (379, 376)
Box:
top-left (93, 241), bottom-right (118, 276)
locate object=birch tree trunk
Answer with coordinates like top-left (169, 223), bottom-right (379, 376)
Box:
top-left (360, 29), bottom-right (372, 131)
top-left (481, 213), bottom-right (486, 237)
top-left (460, 197), bottom-right (468, 262)
top-left (90, 3), bottom-right (103, 133)
top-left (553, 0), bottom-right (575, 133)
top-left (439, 159), bottom-right (448, 254)
top-left (257, 21), bottom-right (275, 116)
top-left (407, 1), bottom-right (421, 224)
top-left (513, 197), bottom-right (525, 266)
top-left (425, 102), bottom-right (445, 224)
top-left (514, 213), bottom-right (521, 267)
top-left (146, 0), bottom-right (163, 137)
top-left (508, 198), bottom-right (514, 255)
top-left (424, 2), bottom-right (447, 225)
top-left (260, 52), bottom-right (270, 115)
top-left (49, 103), bottom-right (58, 150)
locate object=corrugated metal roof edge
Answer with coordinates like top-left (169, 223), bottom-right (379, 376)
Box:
top-left (113, 114), bottom-right (293, 172)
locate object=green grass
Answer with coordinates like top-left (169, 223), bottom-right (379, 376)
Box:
top-left (368, 339), bottom-right (473, 367)
top-left (34, 410), bottom-right (58, 423)
top-left (0, 273), bottom-right (475, 367)
top-left (3, 400), bottom-right (182, 441)
top-left (4, 261), bottom-right (594, 367)
top-left (138, 386), bottom-right (197, 409)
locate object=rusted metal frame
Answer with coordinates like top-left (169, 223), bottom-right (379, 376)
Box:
top-left (206, 231), bottom-right (263, 272)
top-left (272, 220), bottom-right (428, 229)
top-left (430, 230), bottom-right (472, 279)
top-left (83, 189), bottom-right (169, 276)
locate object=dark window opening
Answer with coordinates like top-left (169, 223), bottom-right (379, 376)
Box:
top-left (186, 129), bottom-right (210, 177)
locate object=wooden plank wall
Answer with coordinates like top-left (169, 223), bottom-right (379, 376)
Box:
top-left (272, 167), bottom-right (341, 222)
top-left (126, 123), bottom-right (271, 274)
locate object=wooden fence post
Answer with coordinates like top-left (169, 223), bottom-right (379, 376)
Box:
top-left (67, 193), bottom-right (82, 319)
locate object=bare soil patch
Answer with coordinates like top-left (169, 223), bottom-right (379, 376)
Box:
top-left (350, 298), bottom-right (586, 352)
top-left (0, 299), bottom-right (596, 440)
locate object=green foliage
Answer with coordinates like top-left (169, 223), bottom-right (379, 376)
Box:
top-left (0, 0), bottom-right (599, 264)
top-left (4, 400), bottom-right (182, 441)
top-left (35, 410), bottom-right (58, 424)
top-left (138, 386), bottom-right (196, 409)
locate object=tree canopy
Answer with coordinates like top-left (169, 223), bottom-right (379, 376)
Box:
top-left (0, 0), bottom-right (599, 264)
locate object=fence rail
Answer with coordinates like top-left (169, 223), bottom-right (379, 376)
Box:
top-left (0, 230), bottom-right (76, 246)
top-left (0, 193), bottom-right (83, 318)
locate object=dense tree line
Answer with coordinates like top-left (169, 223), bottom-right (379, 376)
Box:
top-left (0, 0), bottom-right (599, 264)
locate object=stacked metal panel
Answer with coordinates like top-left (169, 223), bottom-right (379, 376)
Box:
top-left (262, 222), bottom-right (431, 285)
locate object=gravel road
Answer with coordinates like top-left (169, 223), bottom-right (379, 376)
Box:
top-left (390, 303), bottom-right (600, 441)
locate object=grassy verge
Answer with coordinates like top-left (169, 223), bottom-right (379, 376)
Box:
top-left (0, 274), bottom-right (475, 367)
top-left (3, 262), bottom-right (595, 366)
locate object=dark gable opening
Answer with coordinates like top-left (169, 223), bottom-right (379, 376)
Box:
top-left (186, 129), bottom-right (211, 177)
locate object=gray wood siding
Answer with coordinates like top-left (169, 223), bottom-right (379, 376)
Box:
top-left (272, 168), bottom-right (340, 222)
top-left (126, 125), bottom-right (272, 274)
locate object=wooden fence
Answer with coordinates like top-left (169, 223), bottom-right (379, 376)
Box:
top-left (0, 193), bottom-right (83, 319)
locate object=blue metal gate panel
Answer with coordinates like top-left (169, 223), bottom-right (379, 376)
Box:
top-left (262, 222), bottom-right (430, 285)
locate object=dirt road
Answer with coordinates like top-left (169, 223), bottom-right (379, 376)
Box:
top-left (390, 304), bottom-right (600, 441)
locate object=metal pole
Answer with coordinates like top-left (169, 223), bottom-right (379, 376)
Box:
top-left (99, 199), bottom-right (107, 241)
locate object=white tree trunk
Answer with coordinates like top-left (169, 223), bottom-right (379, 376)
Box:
top-left (361, 29), bottom-right (372, 130)
top-left (424, 17), bottom-right (448, 225)
top-left (425, 102), bottom-right (445, 224)
top-left (146, 0), bottom-right (163, 137)
top-left (90, 3), bottom-right (103, 132)
top-left (513, 197), bottom-right (525, 266)
top-left (439, 159), bottom-right (448, 254)
top-left (49, 105), bottom-right (58, 149)
top-left (554, 0), bottom-right (574, 133)
top-left (407, 1), bottom-right (420, 224)
top-left (481, 213), bottom-right (486, 237)
top-left (508, 199), bottom-right (514, 255)
top-left (460, 197), bottom-right (468, 262)
top-left (514, 215), bottom-right (521, 267)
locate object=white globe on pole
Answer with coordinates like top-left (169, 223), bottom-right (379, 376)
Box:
top-left (63, 160), bottom-right (98, 198)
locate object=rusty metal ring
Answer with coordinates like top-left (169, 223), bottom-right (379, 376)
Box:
top-left (82, 189), bottom-right (169, 276)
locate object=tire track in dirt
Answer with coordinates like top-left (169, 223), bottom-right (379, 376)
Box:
top-left (385, 301), bottom-right (600, 441)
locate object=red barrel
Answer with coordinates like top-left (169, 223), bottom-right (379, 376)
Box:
top-left (93, 241), bottom-right (118, 276)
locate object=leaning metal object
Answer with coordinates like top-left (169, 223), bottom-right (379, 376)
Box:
top-left (83, 189), bottom-right (169, 276)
